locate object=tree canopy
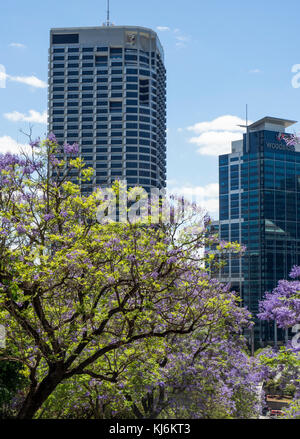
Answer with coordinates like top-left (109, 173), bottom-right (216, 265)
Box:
top-left (0, 136), bottom-right (248, 419)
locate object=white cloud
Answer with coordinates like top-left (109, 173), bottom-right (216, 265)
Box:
top-left (9, 42), bottom-right (26, 49)
top-left (156, 27), bottom-right (190, 48)
top-left (249, 68), bottom-right (261, 74)
top-left (0, 136), bottom-right (30, 155)
top-left (189, 131), bottom-right (244, 156)
top-left (167, 182), bottom-right (219, 215)
top-left (0, 70), bottom-right (47, 89)
top-left (175, 34), bottom-right (190, 48)
top-left (4, 110), bottom-right (47, 124)
top-left (157, 26), bottom-right (170, 32)
top-left (166, 178), bottom-right (178, 186)
top-left (171, 183), bottom-right (219, 199)
top-left (0, 68), bottom-right (6, 89)
top-left (187, 115), bottom-right (251, 156)
top-left (187, 115), bottom-right (248, 134)
top-left (8, 75), bottom-right (47, 89)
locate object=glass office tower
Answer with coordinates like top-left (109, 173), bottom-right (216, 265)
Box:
top-left (48, 26), bottom-right (167, 193)
top-left (218, 116), bottom-right (300, 346)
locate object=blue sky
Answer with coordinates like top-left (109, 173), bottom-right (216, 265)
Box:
top-left (1, 0), bottom-right (300, 218)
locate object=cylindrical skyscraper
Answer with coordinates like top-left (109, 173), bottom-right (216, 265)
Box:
top-left (48, 26), bottom-right (167, 192)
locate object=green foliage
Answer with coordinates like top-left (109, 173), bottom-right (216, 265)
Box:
top-left (280, 399), bottom-right (300, 419)
top-left (0, 359), bottom-right (28, 417)
top-left (0, 138), bottom-right (248, 419)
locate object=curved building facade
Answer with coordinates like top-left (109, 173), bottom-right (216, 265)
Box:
top-left (48, 25), bottom-right (167, 193)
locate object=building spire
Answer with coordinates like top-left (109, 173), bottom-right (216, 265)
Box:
top-left (106, 0), bottom-right (111, 26)
top-left (237, 105), bottom-right (250, 152)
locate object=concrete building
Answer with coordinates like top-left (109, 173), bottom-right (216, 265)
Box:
top-left (48, 25), bottom-right (166, 193)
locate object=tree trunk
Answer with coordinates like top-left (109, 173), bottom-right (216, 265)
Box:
top-left (17, 372), bottom-right (63, 419)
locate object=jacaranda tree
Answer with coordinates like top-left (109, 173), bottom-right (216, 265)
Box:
top-left (0, 135), bottom-right (246, 419)
top-left (258, 265), bottom-right (300, 418)
top-left (37, 331), bottom-right (264, 419)
top-left (258, 265), bottom-right (300, 333)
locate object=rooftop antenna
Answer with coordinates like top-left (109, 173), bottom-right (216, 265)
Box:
top-left (245, 104), bottom-right (249, 152)
top-left (238, 105), bottom-right (249, 129)
top-left (237, 104), bottom-right (250, 152)
top-left (106, 0), bottom-right (111, 26)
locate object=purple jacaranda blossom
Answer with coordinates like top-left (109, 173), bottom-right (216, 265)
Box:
top-left (127, 254), bottom-right (136, 262)
top-left (0, 153), bottom-right (25, 171)
top-left (0, 153), bottom-right (44, 185)
top-left (289, 265), bottom-right (300, 279)
top-left (109, 237), bottom-right (120, 245)
top-left (60, 210), bottom-right (68, 218)
top-left (16, 224), bottom-right (26, 234)
top-left (168, 249), bottom-right (181, 256)
top-left (66, 250), bottom-right (80, 260)
top-left (23, 165), bottom-right (38, 175)
top-left (167, 256), bottom-right (177, 264)
top-left (203, 213), bottom-right (211, 228)
top-left (43, 213), bottom-right (55, 222)
top-left (107, 276), bottom-right (115, 284)
top-left (63, 142), bottom-right (79, 155)
top-left (21, 193), bottom-right (33, 202)
top-left (273, 306), bottom-right (297, 327)
top-left (259, 277), bottom-right (300, 330)
top-left (50, 155), bottom-right (60, 166)
top-left (30, 138), bottom-right (40, 148)
top-left (47, 132), bottom-right (57, 143)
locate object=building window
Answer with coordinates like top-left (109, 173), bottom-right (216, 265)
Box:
top-left (52, 34), bottom-right (79, 44)
top-left (110, 101), bottom-right (122, 113)
top-left (127, 76), bottom-right (138, 82)
top-left (126, 99), bottom-right (138, 106)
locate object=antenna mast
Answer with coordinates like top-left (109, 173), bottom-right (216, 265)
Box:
top-left (237, 104), bottom-right (250, 152)
top-left (246, 104), bottom-right (249, 152)
top-left (106, 0), bottom-right (110, 26)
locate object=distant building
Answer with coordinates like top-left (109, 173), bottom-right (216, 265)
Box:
top-left (217, 116), bottom-right (299, 346)
top-left (48, 25), bottom-right (167, 192)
